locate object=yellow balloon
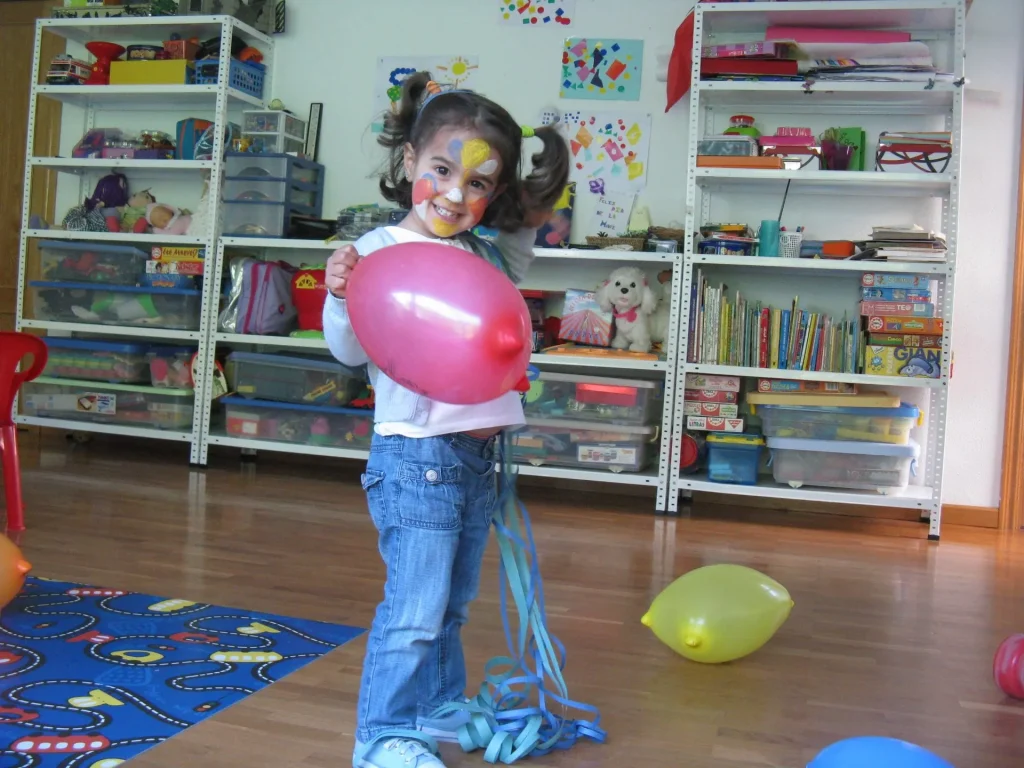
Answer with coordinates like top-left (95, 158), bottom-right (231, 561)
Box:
top-left (641, 564), bottom-right (793, 663)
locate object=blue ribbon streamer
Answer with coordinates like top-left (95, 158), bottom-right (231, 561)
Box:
top-left (427, 419), bottom-right (607, 763)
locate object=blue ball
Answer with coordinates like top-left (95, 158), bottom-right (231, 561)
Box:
top-left (809, 737), bottom-right (955, 768)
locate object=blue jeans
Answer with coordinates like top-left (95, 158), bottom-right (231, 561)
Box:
top-left (356, 431), bottom-right (498, 742)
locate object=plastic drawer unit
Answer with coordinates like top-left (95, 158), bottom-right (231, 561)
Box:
top-left (767, 437), bottom-right (920, 495)
top-left (21, 377), bottom-right (194, 430)
top-left (222, 397), bottom-right (373, 448)
top-left (524, 371), bottom-right (662, 425)
top-left (758, 401), bottom-right (921, 444)
top-left (28, 281), bottom-right (202, 330)
top-left (511, 417), bottom-right (659, 473)
top-left (42, 338), bottom-right (151, 383)
top-left (226, 352), bottom-right (364, 406)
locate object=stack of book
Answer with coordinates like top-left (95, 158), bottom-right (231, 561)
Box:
top-left (858, 225), bottom-right (947, 263)
top-left (859, 272), bottom-right (934, 319)
top-left (687, 273), bottom-right (861, 374)
top-left (862, 275), bottom-right (944, 379)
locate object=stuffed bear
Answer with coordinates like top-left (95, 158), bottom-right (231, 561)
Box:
top-left (596, 266), bottom-right (658, 353)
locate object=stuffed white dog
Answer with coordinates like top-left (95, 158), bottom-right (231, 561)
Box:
top-left (596, 266), bottom-right (658, 353)
top-left (650, 269), bottom-right (673, 345)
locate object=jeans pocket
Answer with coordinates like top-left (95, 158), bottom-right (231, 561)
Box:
top-left (361, 468), bottom-right (387, 530)
top-left (396, 461), bottom-right (463, 530)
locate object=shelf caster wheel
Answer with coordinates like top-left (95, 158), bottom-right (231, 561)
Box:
top-left (787, 481), bottom-right (803, 489)
top-left (528, 459), bottom-right (544, 467)
top-left (609, 466), bottom-right (624, 474)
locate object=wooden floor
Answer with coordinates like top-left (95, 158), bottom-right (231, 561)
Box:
top-left (9, 432), bottom-right (1024, 768)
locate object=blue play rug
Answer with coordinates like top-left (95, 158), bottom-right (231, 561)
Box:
top-left (0, 576), bottom-right (364, 766)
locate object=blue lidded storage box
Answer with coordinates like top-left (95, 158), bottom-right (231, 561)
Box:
top-left (706, 433), bottom-right (764, 485)
top-left (757, 401), bottom-right (921, 444)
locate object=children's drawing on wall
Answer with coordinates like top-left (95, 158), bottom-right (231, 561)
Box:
top-left (373, 55), bottom-right (480, 132)
top-left (588, 190), bottom-right (636, 237)
top-left (541, 108), bottom-right (652, 194)
top-left (561, 38), bottom-right (643, 101)
top-left (534, 183), bottom-right (576, 247)
top-left (498, 0), bottom-right (574, 26)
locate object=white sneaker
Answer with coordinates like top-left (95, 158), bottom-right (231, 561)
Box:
top-left (353, 733), bottom-right (446, 768)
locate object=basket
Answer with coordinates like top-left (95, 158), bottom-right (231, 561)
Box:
top-left (194, 58), bottom-right (265, 100)
top-left (779, 232), bottom-right (803, 259)
top-left (585, 236), bottom-right (647, 251)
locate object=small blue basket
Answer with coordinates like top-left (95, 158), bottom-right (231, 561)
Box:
top-left (194, 58), bottom-right (265, 100)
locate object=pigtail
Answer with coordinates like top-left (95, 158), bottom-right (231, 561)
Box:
top-left (521, 125), bottom-right (570, 214)
top-left (377, 71), bottom-right (434, 206)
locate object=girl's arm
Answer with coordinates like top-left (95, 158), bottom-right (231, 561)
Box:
top-left (322, 293), bottom-right (369, 368)
top-left (493, 226), bottom-right (539, 285)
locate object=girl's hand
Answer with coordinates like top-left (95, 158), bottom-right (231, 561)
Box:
top-left (325, 245), bottom-right (360, 299)
top-left (522, 206), bottom-right (551, 229)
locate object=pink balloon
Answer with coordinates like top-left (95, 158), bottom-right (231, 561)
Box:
top-left (346, 241), bottom-right (533, 405)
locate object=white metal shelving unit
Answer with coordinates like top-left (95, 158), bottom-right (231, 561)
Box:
top-left (15, 16), bottom-right (273, 464)
top-left (199, 238), bottom-right (676, 504)
top-left (668, 0), bottom-right (965, 538)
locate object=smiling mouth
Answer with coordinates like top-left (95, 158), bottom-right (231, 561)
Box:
top-left (432, 202), bottom-right (463, 222)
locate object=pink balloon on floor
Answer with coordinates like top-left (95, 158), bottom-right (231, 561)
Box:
top-left (345, 241), bottom-right (532, 405)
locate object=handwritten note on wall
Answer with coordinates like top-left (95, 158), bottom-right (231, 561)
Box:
top-left (588, 191), bottom-right (636, 237)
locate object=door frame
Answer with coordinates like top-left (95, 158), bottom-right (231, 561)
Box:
top-left (1000, 85), bottom-right (1024, 531)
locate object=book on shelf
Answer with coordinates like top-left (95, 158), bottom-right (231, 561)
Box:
top-left (687, 271), bottom-right (862, 374)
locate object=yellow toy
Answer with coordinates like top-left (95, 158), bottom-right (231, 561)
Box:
top-left (641, 564), bottom-right (793, 663)
top-left (0, 534), bottom-right (30, 610)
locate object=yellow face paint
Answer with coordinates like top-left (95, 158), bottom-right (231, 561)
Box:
top-left (461, 138), bottom-right (493, 171)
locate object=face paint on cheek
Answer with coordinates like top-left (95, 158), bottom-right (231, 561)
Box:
top-left (467, 197), bottom-right (489, 224)
top-left (412, 173), bottom-right (438, 221)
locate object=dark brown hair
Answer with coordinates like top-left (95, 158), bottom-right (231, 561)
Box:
top-left (377, 71), bottom-right (570, 232)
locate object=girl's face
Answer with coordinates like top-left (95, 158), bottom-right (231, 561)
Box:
top-left (403, 127), bottom-right (505, 239)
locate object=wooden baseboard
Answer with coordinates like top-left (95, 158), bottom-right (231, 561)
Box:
top-left (942, 504), bottom-right (999, 529)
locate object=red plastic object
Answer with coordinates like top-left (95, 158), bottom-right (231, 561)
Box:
top-left (0, 333), bottom-right (48, 532)
top-left (994, 634), bottom-right (1024, 698)
top-left (292, 267), bottom-right (327, 332)
top-left (84, 41), bottom-right (126, 86)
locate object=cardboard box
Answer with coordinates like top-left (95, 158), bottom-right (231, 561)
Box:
top-left (686, 416), bottom-right (745, 433)
top-left (865, 345), bottom-right (942, 379)
top-left (110, 59), bottom-right (194, 85)
top-left (684, 374), bottom-right (741, 392)
top-left (683, 388), bottom-right (738, 404)
top-left (756, 379), bottom-right (857, 394)
top-left (683, 401), bottom-right (739, 418)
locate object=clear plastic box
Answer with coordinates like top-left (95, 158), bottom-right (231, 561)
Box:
top-left (524, 372), bottom-right (662, 426)
top-left (706, 433), bottom-right (764, 485)
top-left (43, 338), bottom-right (151, 383)
top-left (226, 351), bottom-right (364, 406)
top-left (511, 418), bottom-right (658, 473)
top-left (766, 437), bottom-right (919, 495)
top-left (28, 281), bottom-right (202, 330)
top-left (221, 201), bottom-right (287, 237)
top-left (221, 179), bottom-right (319, 211)
top-left (758, 402), bottom-right (920, 444)
top-left (21, 376), bottom-right (194, 430)
top-left (245, 134), bottom-right (304, 155)
top-left (147, 346), bottom-right (195, 389)
top-left (242, 110), bottom-right (306, 139)
top-left (225, 152), bottom-right (322, 186)
top-left (222, 396), bottom-right (373, 448)
top-left (39, 240), bottom-right (149, 286)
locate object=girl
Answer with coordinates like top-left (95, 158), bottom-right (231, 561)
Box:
top-left (322, 72), bottom-right (569, 768)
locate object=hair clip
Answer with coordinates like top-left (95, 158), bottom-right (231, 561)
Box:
top-left (417, 82), bottom-right (471, 115)
top-left (424, 80), bottom-right (442, 96)
top-left (521, 125), bottom-right (536, 138)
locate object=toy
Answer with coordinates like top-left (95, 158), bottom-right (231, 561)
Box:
top-left (119, 190), bottom-right (156, 233)
top-left (84, 41), bottom-right (126, 86)
top-left (808, 737), bottom-right (954, 768)
top-left (596, 266), bottom-right (658, 353)
top-left (994, 633), bottom-right (1024, 698)
top-left (62, 173), bottom-right (129, 233)
top-left (0, 535), bottom-right (31, 610)
top-left (145, 202), bottom-right (193, 236)
top-left (649, 269), bottom-right (672, 345)
top-left (291, 266), bottom-right (327, 332)
top-left (557, 289), bottom-right (613, 347)
top-left (641, 564), bottom-right (793, 663)
top-left (346, 242), bottom-right (532, 405)
top-left (46, 55), bottom-right (90, 85)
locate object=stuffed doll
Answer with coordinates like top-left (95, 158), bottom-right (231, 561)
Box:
top-left (146, 202), bottom-right (193, 235)
top-left (119, 190), bottom-right (156, 233)
top-left (596, 266), bottom-right (658, 353)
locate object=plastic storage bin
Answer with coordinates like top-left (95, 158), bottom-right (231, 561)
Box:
top-left (706, 433), bottom-right (764, 485)
top-left (28, 281), bottom-right (202, 330)
top-left (524, 372), bottom-right (662, 425)
top-left (147, 347), bottom-right (195, 389)
top-left (40, 240), bottom-right (149, 286)
top-left (221, 179), bottom-right (319, 210)
top-left (194, 58), bottom-right (265, 99)
top-left (222, 397), bottom-right (373, 448)
top-left (758, 401), bottom-right (920, 444)
top-left (226, 351), bottom-right (364, 406)
top-left (511, 418), bottom-right (658, 473)
top-left (42, 338), bottom-right (150, 383)
top-left (766, 437), bottom-right (919, 495)
top-left (242, 110), bottom-right (306, 140)
top-left (225, 152), bottom-right (323, 187)
top-left (221, 201), bottom-right (289, 237)
top-left (21, 376), bottom-right (194, 430)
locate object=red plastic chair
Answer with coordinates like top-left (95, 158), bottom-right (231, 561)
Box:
top-left (0, 332), bottom-right (48, 532)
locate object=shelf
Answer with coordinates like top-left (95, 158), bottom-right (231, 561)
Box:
top-left (695, 80), bottom-right (958, 111)
top-left (679, 476), bottom-right (933, 510)
top-left (29, 158), bottom-right (214, 174)
top-left (694, 168), bottom-right (952, 196)
top-left (24, 229), bottom-right (207, 246)
top-left (207, 434), bottom-right (370, 460)
top-left (511, 463), bottom-right (659, 487)
top-left (221, 237), bottom-right (345, 250)
top-left (535, 247), bottom-right (674, 263)
top-left (39, 15), bottom-right (272, 47)
top-left (698, 0), bottom-right (958, 33)
top-left (683, 364), bottom-right (945, 389)
top-left (35, 84), bottom-right (263, 111)
top-left (15, 415), bottom-right (192, 443)
top-left (691, 254), bottom-right (949, 277)
top-left (20, 320), bottom-right (201, 342)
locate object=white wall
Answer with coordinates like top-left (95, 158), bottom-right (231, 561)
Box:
top-left (271, 0), bottom-right (1024, 509)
